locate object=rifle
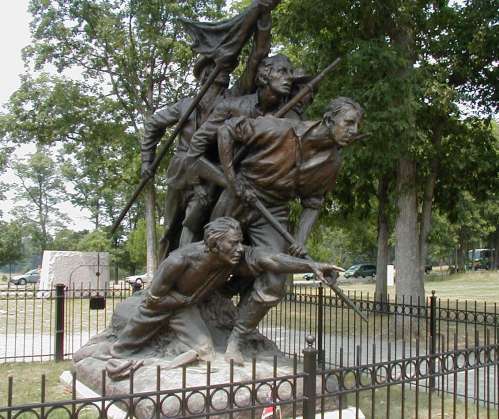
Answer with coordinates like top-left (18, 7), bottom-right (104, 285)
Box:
top-left (194, 158), bottom-right (368, 322)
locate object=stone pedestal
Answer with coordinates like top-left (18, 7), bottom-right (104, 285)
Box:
top-left (73, 352), bottom-right (333, 418)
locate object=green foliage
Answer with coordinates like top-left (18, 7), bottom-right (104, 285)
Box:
top-left (8, 148), bottom-right (68, 253)
top-left (77, 230), bottom-right (113, 252)
top-left (273, 0), bottom-right (497, 281)
top-left (50, 228), bottom-right (90, 251)
top-left (125, 218), bottom-right (148, 269)
top-left (124, 219), bottom-right (164, 269)
top-left (25, 0), bottom-right (225, 123)
top-left (0, 221), bottom-right (24, 267)
top-left (306, 217), bottom-right (377, 268)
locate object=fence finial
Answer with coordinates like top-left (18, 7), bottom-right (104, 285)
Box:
top-left (305, 335), bottom-right (315, 348)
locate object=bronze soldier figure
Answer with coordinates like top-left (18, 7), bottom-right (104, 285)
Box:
top-left (184, 54), bottom-right (305, 170)
top-left (108, 217), bottom-right (342, 375)
top-left (215, 97), bottom-right (364, 363)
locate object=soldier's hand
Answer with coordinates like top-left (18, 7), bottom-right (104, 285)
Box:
top-left (288, 243), bottom-right (308, 258)
top-left (234, 179), bottom-right (257, 207)
top-left (141, 161), bottom-right (154, 178)
top-left (311, 263), bottom-right (344, 285)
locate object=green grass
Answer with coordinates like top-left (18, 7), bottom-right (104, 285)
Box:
top-left (340, 270), bottom-right (499, 303)
top-left (338, 383), bottom-right (499, 418)
top-left (0, 361), bottom-right (73, 405)
top-left (0, 361), bottom-right (101, 418)
top-left (0, 290), bottom-right (130, 336)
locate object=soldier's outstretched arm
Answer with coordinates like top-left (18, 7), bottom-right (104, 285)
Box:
top-left (141, 103), bottom-right (182, 174)
top-left (233, 11), bottom-right (272, 96)
top-left (249, 249), bottom-right (343, 282)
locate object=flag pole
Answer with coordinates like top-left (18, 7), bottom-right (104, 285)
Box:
top-left (110, 63), bottom-right (224, 235)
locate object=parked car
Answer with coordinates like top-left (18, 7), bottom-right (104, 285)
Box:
top-left (467, 249), bottom-right (495, 270)
top-left (125, 272), bottom-right (152, 287)
top-left (303, 273), bottom-right (315, 281)
top-left (9, 269), bottom-right (41, 286)
top-left (344, 264), bottom-right (376, 279)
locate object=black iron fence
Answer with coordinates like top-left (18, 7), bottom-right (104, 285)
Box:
top-left (1, 336), bottom-right (498, 418)
top-left (1, 283), bottom-right (498, 366)
top-left (0, 283), bottom-right (131, 362)
top-left (260, 285), bottom-right (499, 366)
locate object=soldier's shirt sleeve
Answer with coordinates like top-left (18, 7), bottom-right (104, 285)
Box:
top-left (141, 101), bottom-right (182, 164)
top-left (187, 101), bottom-right (233, 159)
top-left (222, 116), bottom-right (255, 145)
top-left (301, 195), bottom-right (325, 210)
top-left (236, 246), bottom-right (272, 277)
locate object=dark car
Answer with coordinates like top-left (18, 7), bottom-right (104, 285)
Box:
top-left (9, 269), bottom-right (41, 286)
top-left (344, 264), bottom-right (376, 279)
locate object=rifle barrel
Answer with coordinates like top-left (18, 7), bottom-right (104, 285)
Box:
top-left (275, 57), bottom-right (341, 118)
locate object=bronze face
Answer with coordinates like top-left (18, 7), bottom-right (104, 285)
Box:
top-left (215, 228), bottom-right (244, 266)
top-left (331, 107), bottom-right (361, 146)
top-left (267, 61), bottom-right (293, 96)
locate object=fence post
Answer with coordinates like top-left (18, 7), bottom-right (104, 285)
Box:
top-left (317, 282), bottom-right (325, 368)
top-left (429, 290), bottom-right (437, 391)
top-left (303, 335), bottom-right (317, 419)
top-left (55, 284), bottom-right (66, 361)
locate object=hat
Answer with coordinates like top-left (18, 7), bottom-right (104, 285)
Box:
top-left (293, 67), bottom-right (313, 84)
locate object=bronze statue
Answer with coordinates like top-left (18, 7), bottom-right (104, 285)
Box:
top-left (184, 54), bottom-right (307, 170)
top-left (141, 0), bottom-right (278, 259)
top-left (213, 97), bottom-right (364, 363)
top-left (99, 0), bottom-right (367, 376)
top-left (105, 217), bottom-right (342, 377)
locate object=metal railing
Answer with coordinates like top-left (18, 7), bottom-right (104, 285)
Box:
top-left (1, 336), bottom-right (497, 418)
top-left (2, 283), bottom-right (498, 366)
top-left (0, 283), bottom-right (132, 362)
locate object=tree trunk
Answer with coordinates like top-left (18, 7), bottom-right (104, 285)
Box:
top-left (418, 156), bottom-right (438, 283)
top-left (394, 158), bottom-right (424, 301)
top-left (457, 239), bottom-right (465, 272)
top-left (144, 182), bottom-right (157, 274)
top-left (494, 229), bottom-right (499, 270)
top-left (375, 175), bottom-right (390, 302)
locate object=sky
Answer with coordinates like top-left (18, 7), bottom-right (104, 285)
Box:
top-left (1, 1), bottom-right (94, 231)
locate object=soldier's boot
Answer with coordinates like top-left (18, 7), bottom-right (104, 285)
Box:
top-left (224, 296), bottom-right (271, 366)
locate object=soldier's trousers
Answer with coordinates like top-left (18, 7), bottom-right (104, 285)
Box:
top-left (111, 294), bottom-right (214, 359)
top-left (213, 190), bottom-right (291, 337)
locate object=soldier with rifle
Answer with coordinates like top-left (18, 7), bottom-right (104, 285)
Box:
top-left (213, 97), bottom-right (365, 364)
top-left (179, 53), bottom-right (314, 233)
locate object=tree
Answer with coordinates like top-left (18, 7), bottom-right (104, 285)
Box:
top-left (273, 0), bottom-right (497, 302)
top-left (26, 0), bottom-right (226, 275)
top-left (124, 218), bottom-right (149, 272)
top-left (1, 73), bottom-right (144, 232)
top-left (50, 228), bottom-right (89, 251)
top-left (9, 148), bottom-right (67, 254)
top-left (0, 221), bottom-right (24, 278)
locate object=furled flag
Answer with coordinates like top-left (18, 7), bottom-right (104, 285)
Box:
top-left (179, 1), bottom-right (280, 70)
